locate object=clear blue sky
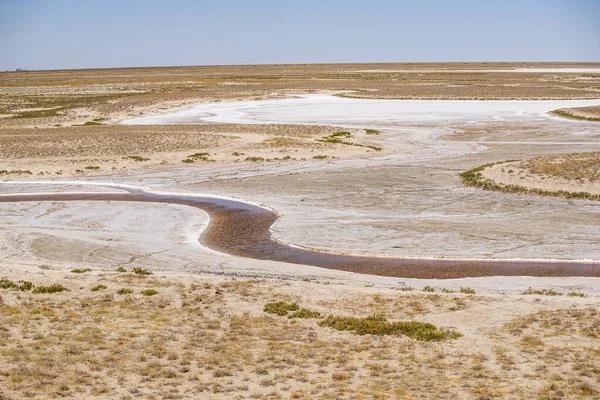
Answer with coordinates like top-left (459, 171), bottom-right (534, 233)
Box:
top-left (1, 0), bottom-right (599, 70)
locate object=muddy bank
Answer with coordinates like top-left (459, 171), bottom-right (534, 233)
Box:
top-left (2, 191), bottom-right (599, 279)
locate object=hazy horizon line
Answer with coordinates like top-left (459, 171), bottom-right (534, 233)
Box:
top-left (4, 60), bottom-right (600, 73)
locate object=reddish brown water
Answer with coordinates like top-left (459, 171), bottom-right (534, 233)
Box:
top-left (3, 192), bottom-right (600, 279)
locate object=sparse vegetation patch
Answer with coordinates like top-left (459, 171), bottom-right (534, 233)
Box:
top-left (550, 108), bottom-right (600, 122)
top-left (263, 301), bottom-right (299, 316)
top-left (521, 287), bottom-right (563, 296)
top-left (460, 160), bottom-right (600, 201)
top-left (32, 283), bottom-right (68, 294)
top-left (71, 268), bottom-right (92, 274)
top-left (318, 315), bottom-right (461, 341)
top-left (132, 267), bottom-right (152, 276)
top-left (124, 155), bottom-right (150, 162)
top-left (91, 284), bottom-right (107, 292)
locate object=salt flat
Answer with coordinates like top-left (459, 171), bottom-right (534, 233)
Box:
top-left (122, 94), bottom-right (600, 126)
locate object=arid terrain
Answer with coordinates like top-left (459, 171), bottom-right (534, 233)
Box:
top-left (1, 63), bottom-right (600, 399)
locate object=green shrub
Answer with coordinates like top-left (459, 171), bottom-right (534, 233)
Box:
top-left (330, 131), bottom-right (353, 138)
top-left (459, 287), bottom-right (476, 295)
top-left (188, 152), bottom-right (210, 159)
top-left (82, 121), bottom-right (103, 126)
top-left (117, 288), bottom-right (133, 295)
top-left (398, 286), bottom-right (414, 291)
top-left (18, 281), bottom-right (34, 291)
top-left (71, 268), bottom-right (92, 274)
top-left (423, 286), bottom-right (435, 293)
top-left (0, 170), bottom-right (33, 175)
top-left (91, 284), bottom-right (107, 292)
top-left (288, 308), bottom-right (322, 319)
top-left (245, 156), bottom-right (265, 162)
top-left (132, 267), bottom-right (152, 276)
top-left (125, 155), bottom-right (150, 162)
top-left (460, 160), bottom-right (600, 202)
top-left (365, 145), bottom-right (383, 151)
top-left (550, 109), bottom-right (600, 122)
top-left (0, 279), bottom-right (16, 290)
top-left (567, 291), bottom-right (585, 297)
top-left (38, 264), bottom-right (51, 270)
top-left (141, 289), bottom-right (159, 296)
top-left (0, 279), bottom-right (33, 291)
top-left (521, 287), bottom-right (563, 296)
top-left (365, 129), bottom-right (381, 135)
top-left (263, 301), bottom-right (299, 316)
top-left (116, 266), bottom-right (127, 273)
top-left (84, 166), bottom-right (100, 170)
top-left (318, 315), bottom-right (461, 342)
top-left (32, 284), bottom-right (68, 294)
top-left (312, 155), bottom-right (328, 160)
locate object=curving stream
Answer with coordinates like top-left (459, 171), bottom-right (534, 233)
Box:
top-left (2, 187), bottom-right (599, 279)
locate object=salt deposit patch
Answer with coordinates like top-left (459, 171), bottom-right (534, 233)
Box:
top-left (122, 94), bottom-right (600, 127)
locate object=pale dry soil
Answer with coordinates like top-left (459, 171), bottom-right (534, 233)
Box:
top-left (0, 265), bottom-right (598, 400)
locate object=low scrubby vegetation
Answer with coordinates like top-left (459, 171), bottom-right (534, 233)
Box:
top-left (316, 132), bottom-right (383, 152)
top-left (550, 108), bottom-right (600, 122)
top-left (32, 283), bottom-right (68, 294)
top-left (263, 301), bottom-right (299, 316)
top-left (521, 287), bottom-right (563, 296)
top-left (0, 279), bottom-right (34, 291)
top-left (263, 301), bottom-right (460, 342)
top-left (318, 315), bottom-right (462, 342)
top-left (245, 156), bottom-right (265, 162)
top-left (288, 308), bottom-right (322, 319)
top-left (182, 152), bottom-right (213, 163)
top-left (460, 160), bottom-right (600, 201)
top-left (91, 284), bottom-right (107, 292)
top-left (0, 170), bottom-right (33, 175)
top-left (132, 267), bottom-right (152, 276)
top-left (124, 155), bottom-right (150, 162)
top-left (71, 268), bottom-right (92, 274)
top-left (459, 287), bottom-right (476, 295)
